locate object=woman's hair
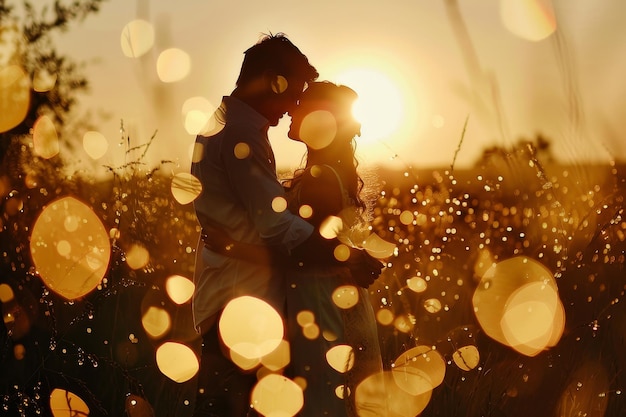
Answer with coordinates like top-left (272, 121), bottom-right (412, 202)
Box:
top-left (236, 33), bottom-right (319, 87)
top-left (299, 81), bottom-right (367, 212)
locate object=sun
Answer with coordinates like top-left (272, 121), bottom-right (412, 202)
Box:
top-left (332, 67), bottom-right (404, 142)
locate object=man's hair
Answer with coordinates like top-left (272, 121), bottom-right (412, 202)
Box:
top-left (236, 32), bottom-right (318, 86)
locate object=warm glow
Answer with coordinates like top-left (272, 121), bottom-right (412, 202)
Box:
top-left (500, 0), bottom-right (557, 41)
top-left (376, 308), bottom-right (394, 326)
top-left (362, 232), bottom-right (396, 259)
top-left (181, 96), bottom-right (215, 135)
top-left (49, 388), bottom-right (90, 417)
top-left (156, 48), bottom-right (191, 83)
top-left (0, 65), bottom-right (30, 133)
top-left (392, 345), bottom-right (446, 396)
top-left (407, 276), bottom-right (427, 293)
top-left (326, 344), bottom-right (354, 373)
top-left (251, 374), bottom-right (303, 417)
top-left (452, 345), bottom-right (480, 371)
top-left (298, 204), bottom-right (313, 219)
top-left (298, 110), bottom-right (337, 150)
top-left (331, 285), bottom-right (359, 309)
top-left (393, 314), bottom-right (414, 333)
top-left (33, 115), bottom-right (60, 159)
top-left (333, 244), bottom-right (351, 262)
top-left (319, 215), bottom-right (343, 239)
top-left (83, 131), bottom-right (109, 159)
top-left (30, 196), bottom-right (111, 300)
top-left (356, 371), bottom-right (432, 417)
top-left (271, 196), bottom-right (287, 213)
top-left (0, 283), bottom-right (15, 303)
top-left (155, 342), bottom-right (199, 383)
top-left (333, 68), bottom-right (404, 142)
top-left (260, 339), bottom-right (291, 371)
top-left (302, 322), bottom-right (320, 340)
top-left (219, 296), bottom-right (284, 360)
top-left (296, 310), bottom-right (315, 327)
top-left (165, 274), bottom-right (194, 304)
top-left (141, 306), bottom-right (171, 338)
top-left (171, 172), bottom-right (202, 205)
top-left (233, 142), bottom-right (251, 159)
top-left (472, 256), bottom-right (565, 356)
top-left (125, 243), bottom-right (150, 270)
top-left (120, 19), bottom-right (154, 58)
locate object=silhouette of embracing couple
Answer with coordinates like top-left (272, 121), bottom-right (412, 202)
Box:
top-left (190, 33), bottom-right (388, 417)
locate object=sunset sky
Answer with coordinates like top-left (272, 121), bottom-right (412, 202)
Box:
top-left (55, 0), bottom-right (626, 173)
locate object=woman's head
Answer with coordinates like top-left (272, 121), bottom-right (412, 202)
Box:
top-left (288, 81), bottom-right (361, 149)
top-left (288, 81), bottom-right (368, 212)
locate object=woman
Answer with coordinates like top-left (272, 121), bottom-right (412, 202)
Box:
top-left (282, 81), bottom-right (384, 416)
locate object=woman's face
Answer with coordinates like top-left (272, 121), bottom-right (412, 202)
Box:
top-left (287, 98), bottom-right (339, 150)
top-left (286, 100), bottom-right (307, 142)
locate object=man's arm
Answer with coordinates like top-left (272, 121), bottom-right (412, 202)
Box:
top-left (222, 125), bottom-right (313, 251)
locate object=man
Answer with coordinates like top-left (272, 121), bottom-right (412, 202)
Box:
top-left (191, 33), bottom-right (381, 417)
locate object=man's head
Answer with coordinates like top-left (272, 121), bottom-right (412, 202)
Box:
top-left (233, 33), bottom-right (318, 126)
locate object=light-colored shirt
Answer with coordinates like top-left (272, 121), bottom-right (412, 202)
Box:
top-left (191, 96), bottom-right (314, 330)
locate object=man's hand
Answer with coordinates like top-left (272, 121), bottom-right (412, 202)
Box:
top-left (201, 223), bottom-right (235, 253)
top-left (201, 223), bottom-right (286, 266)
top-left (344, 248), bottom-right (385, 288)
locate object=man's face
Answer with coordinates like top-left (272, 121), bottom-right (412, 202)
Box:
top-left (263, 76), bottom-right (307, 126)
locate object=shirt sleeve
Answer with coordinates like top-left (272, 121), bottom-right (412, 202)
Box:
top-left (221, 124), bottom-right (313, 251)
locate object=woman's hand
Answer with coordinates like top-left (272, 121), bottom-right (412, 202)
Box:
top-left (345, 248), bottom-right (385, 288)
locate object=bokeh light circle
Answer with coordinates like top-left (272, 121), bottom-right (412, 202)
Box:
top-left (30, 196), bottom-right (111, 300)
top-left (356, 371), bottom-right (432, 417)
top-left (219, 296), bottom-right (284, 360)
top-left (407, 276), bottom-right (427, 293)
top-left (251, 374), bottom-right (303, 417)
top-left (83, 131), bottom-right (109, 159)
top-left (182, 96), bottom-right (215, 135)
top-left (392, 345), bottom-right (446, 396)
top-left (500, 0), bottom-right (557, 41)
top-left (155, 342), bottom-right (199, 382)
top-left (141, 306), bottom-right (171, 339)
top-left (171, 172), bottom-right (202, 205)
top-left (120, 19), bottom-right (155, 58)
top-left (125, 244), bottom-right (150, 270)
top-left (331, 285), bottom-right (359, 309)
top-left (165, 274), bottom-right (195, 304)
top-left (156, 48), bottom-right (191, 83)
top-left (33, 115), bottom-right (60, 159)
top-left (326, 344), bottom-right (354, 373)
top-left (452, 345), bottom-right (480, 371)
top-left (299, 110), bottom-right (337, 150)
top-left (0, 65), bottom-right (30, 133)
top-left (472, 256), bottom-right (564, 356)
top-left (50, 388), bottom-right (90, 417)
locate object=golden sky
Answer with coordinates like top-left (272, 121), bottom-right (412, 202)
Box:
top-left (55, 0), bottom-right (626, 173)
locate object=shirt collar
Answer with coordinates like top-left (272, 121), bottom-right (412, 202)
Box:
top-left (222, 96), bottom-right (269, 132)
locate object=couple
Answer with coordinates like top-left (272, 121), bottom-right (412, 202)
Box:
top-left (191, 33), bottom-right (385, 417)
